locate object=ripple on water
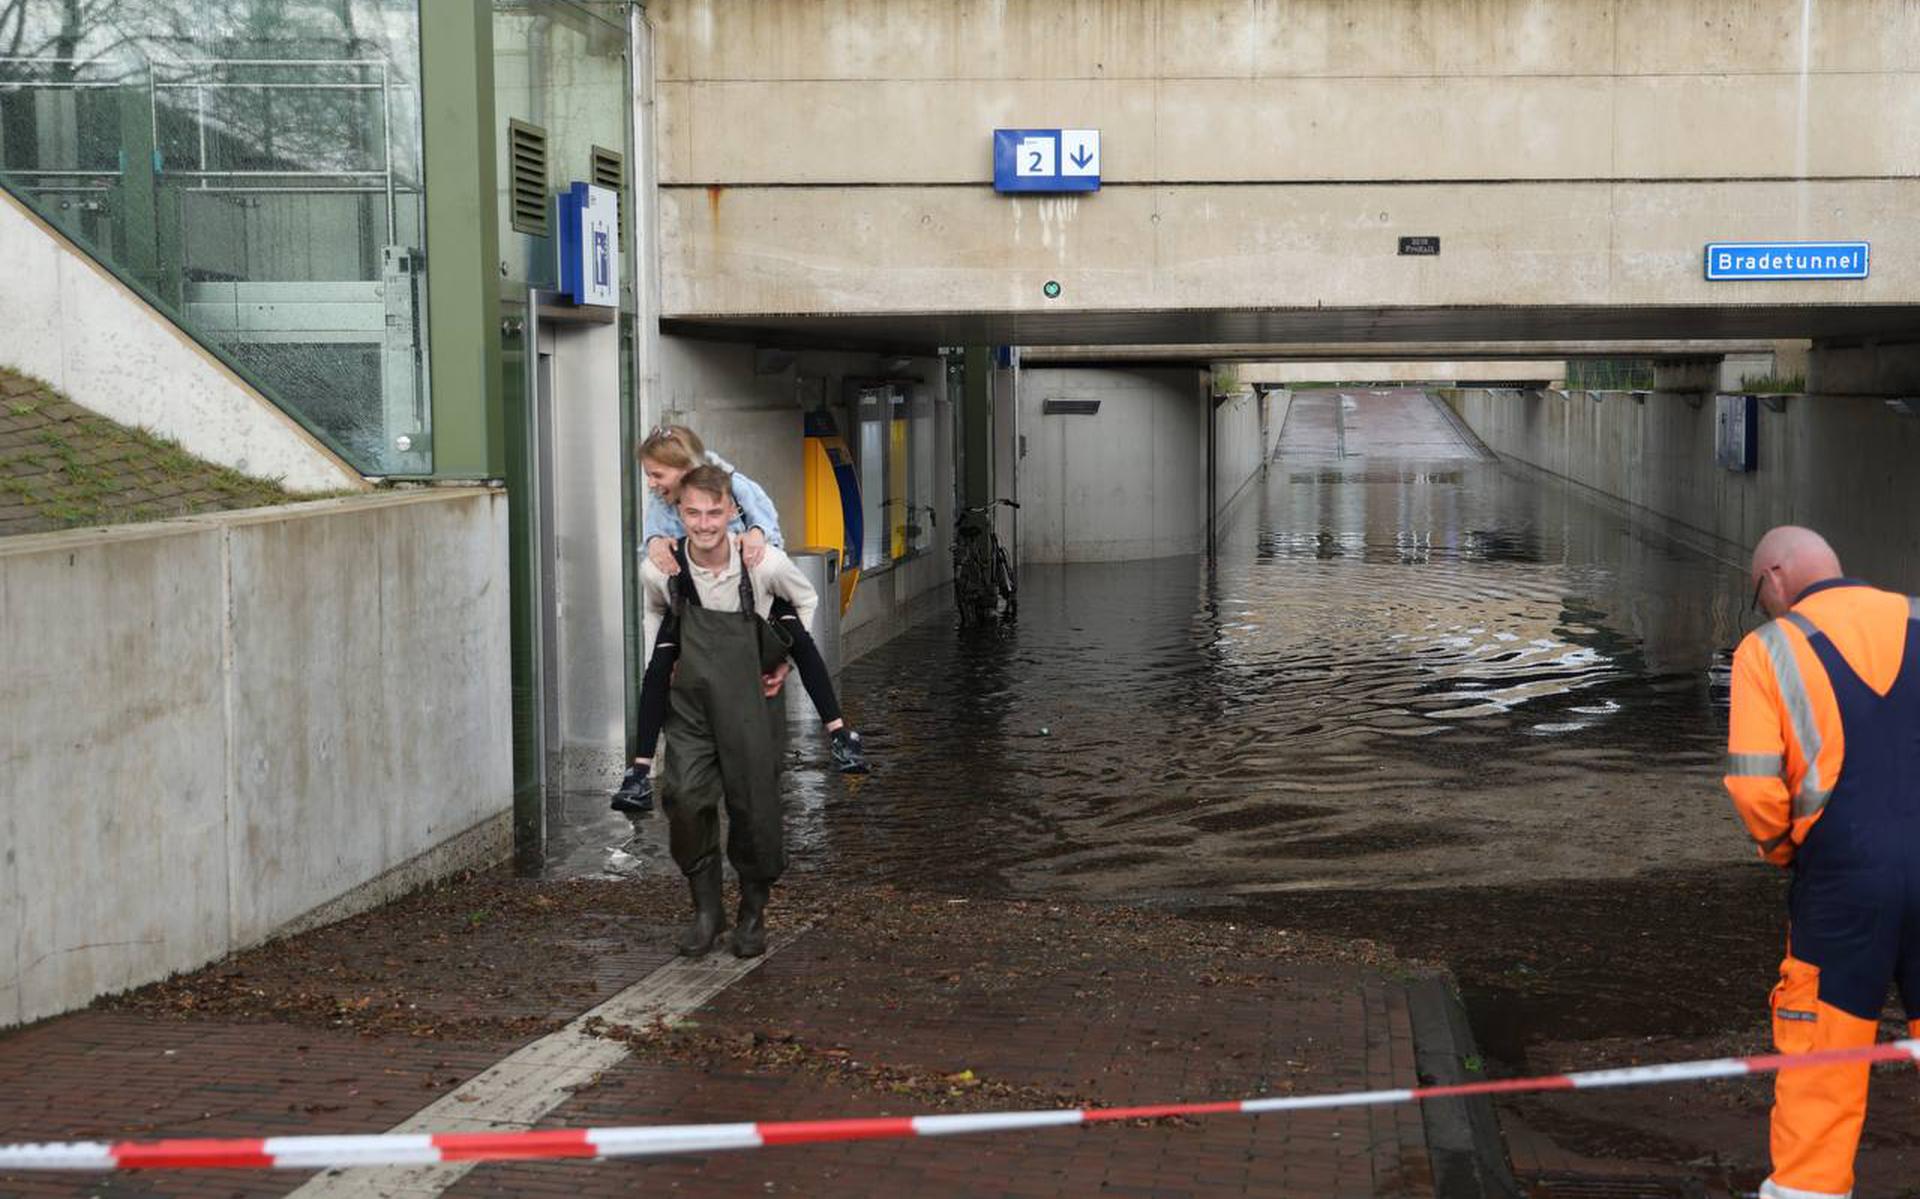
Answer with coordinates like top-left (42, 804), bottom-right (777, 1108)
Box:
top-left (817, 392), bottom-right (1753, 902)
top-left (545, 392), bottom-right (1756, 901)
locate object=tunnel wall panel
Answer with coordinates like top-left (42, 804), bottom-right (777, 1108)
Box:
top-left (1447, 362), bottom-right (1920, 592)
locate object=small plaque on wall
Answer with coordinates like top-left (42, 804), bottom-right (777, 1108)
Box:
top-left (1398, 236), bottom-right (1441, 256)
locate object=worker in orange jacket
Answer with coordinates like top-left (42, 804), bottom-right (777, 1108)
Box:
top-left (1724, 525), bottom-right (1920, 1199)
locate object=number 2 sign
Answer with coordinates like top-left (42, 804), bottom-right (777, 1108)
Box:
top-left (994, 129), bottom-right (1101, 193)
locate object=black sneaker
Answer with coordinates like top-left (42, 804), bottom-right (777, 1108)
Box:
top-left (610, 763), bottom-right (653, 816)
top-left (829, 728), bottom-right (869, 774)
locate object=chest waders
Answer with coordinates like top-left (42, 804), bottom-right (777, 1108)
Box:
top-left (658, 542), bottom-right (786, 958)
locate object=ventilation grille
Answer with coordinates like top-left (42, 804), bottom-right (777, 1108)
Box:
top-left (591, 144), bottom-right (626, 248)
top-left (509, 119), bottom-right (549, 236)
top-left (1042, 398), bottom-right (1101, 416)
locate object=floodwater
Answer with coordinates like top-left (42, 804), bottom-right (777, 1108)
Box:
top-left (546, 387), bottom-right (1775, 1058)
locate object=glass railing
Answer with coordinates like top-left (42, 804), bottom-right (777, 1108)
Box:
top-left (0, 2), bottom-right (430, 476)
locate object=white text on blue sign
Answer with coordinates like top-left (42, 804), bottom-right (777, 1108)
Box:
top-left (994, 129), bottom-right (1100, 194)
top-left (1704, 241), bottom-right (1869, 282)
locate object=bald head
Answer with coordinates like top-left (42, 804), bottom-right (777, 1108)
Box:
top-left (1751, 526), bottom-right (1843, 617)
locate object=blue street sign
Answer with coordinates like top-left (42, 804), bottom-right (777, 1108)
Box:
top-left (1704, 241), bottom-right (1869, 281)
top-left (993, 129), bottom-right (1100, 194)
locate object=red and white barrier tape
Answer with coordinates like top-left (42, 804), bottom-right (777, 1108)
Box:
top-left (5, 1039), bottom-right (1918, 1172)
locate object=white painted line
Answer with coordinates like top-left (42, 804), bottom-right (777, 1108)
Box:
top-left (286, 934), bottom-right (796, 1197)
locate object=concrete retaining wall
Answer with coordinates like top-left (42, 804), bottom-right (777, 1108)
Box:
top-left (0, 490), bottom-right (512, 1028)
top-left (1213, 387), bottom-right (1279, 522)
top-left (1445, 377), bottom-right (1920, 592)
top-left (0, 188), bottom-right (365, 494)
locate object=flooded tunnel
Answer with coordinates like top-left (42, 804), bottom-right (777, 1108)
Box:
top-left (552, 389), bottom-right (1789, 1096)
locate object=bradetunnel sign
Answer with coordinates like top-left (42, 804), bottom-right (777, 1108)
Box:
top-left (1704, 241), bottom-right (1869, 281)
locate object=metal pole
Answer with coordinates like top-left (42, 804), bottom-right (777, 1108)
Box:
top-left (515, 289), bottom-right (550, 868)
top-left (620, 3), bottom-right (651, 763)
top-left (1206, 387), bottom-right (1217, 563)
top-left (195, 84), bottom-right (206, 188)
top-left (380, 63), bottom-right (396, 245)
top-left (1009, 349), bottom-right (1020, 567)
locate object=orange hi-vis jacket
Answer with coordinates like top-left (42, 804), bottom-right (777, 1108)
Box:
top-left (1725, 580), bottom-right (1920, 868)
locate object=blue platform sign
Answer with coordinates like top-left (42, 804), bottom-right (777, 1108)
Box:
top-left (1705, 241), bottom-right (1869, 281)
top-left (993, 129), bottom-right (1100, 193)
top-left (558, 181), bottom-right (620, 307)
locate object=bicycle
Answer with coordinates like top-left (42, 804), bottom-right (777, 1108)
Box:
top-left (952, 498), bottom-right (1019, 626)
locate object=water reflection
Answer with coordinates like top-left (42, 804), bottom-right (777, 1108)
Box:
top-left (549, 389), bottom-right (1757, 901)
top-left (827, 389), bottom-right (1753, 899)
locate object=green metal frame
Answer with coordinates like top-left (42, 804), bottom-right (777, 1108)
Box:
top-left (420, 2), bottom-right (540, 861)
top-left (961, 345), bottom-right (994, 508)
top-left (420, 1), bottom-right (505, 480)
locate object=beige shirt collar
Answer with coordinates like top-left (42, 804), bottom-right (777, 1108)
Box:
top-left (685, 535), bottom-right (740, 584)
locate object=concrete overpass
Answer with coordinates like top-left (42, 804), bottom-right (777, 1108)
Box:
top-left (647, 0), bottom-right (1920, 353)
top-left (1233, 361), bottom-right (1568, 386)
top-left (1018, 341), bottom-right (1781, 364)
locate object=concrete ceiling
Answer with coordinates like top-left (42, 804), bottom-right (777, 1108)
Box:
top-left (1020, 341), bottom-right (1781, 365)
top-left (662, 304), bottom-right (1920, 358)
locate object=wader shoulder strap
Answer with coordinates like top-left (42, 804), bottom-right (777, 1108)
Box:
top-left (672, 538), bottom-right (757, 620)
top-left (670, 538), bottom-right (699, 612)
top-left (737, 554), bottom-right (757, 616)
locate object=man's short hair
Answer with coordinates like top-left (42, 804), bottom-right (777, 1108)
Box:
top-left (680, 463), bottom-right (734, 506)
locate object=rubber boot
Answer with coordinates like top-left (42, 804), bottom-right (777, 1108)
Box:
top-left (675, 861), bottom-right (725, 957)
top-left (731, 879), bottom-right (770, 959)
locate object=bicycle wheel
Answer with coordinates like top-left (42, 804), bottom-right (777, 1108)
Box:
top-left (953, 536), bottom-right (990, 626)
top-left (991, 542), bottom-right (1017, 619)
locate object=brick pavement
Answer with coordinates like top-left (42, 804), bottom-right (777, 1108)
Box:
top-left (445, 923), bottom-right (1433, 1198)
top-left (0, 876), bottom-right (1441, 1199)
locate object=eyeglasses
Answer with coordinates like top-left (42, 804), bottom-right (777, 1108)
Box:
top-left (1750, 576), bottom-right (1766, 617)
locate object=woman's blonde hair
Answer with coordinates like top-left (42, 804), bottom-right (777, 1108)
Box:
top-left (638, 423), bottom-right (706, 470)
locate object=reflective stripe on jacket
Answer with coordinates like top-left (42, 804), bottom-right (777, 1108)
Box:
top-left (1724, 579), bottom-right (1920, 866)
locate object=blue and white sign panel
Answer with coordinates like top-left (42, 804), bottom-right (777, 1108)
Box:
top-left (993, 129), bottom-right (1100, 193)
top-left (558, 181), bottom-right (620, 307)
top-left (1704, 241), bottom-right (1869, 282)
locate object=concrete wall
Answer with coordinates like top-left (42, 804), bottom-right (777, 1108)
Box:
top-left (650, 0), bottom-right (1920, 318)
top-left (654, 335), bottom-right (954, 660)
top-left (1445, 359), bottom-right (1920, 592)
top-left (1011, 369), bottom-right (1283, 564)
top-left (1016, 367), bottom-right (1207, 563)
top-left (0, 490), bottom-right (513, 1027)
top-left (1213, 387), bottom-right (1280, 522)
top-left (0, 188), bottom-right (366, 494)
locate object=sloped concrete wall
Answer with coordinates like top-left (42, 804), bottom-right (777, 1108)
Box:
top-left (0, 490), bottom-right (511, 1028)
top-left (1446, 370), bottom-right (1920, 592)
top-left (1213, 387), bottom-right (1281, 522)
top-left (0, 188), bottom-right (364, 494)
